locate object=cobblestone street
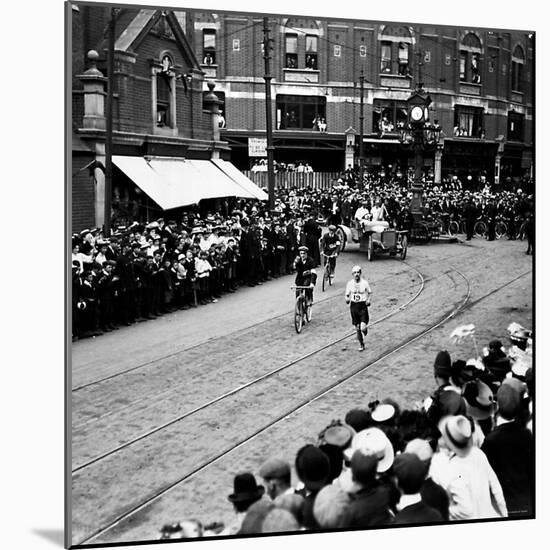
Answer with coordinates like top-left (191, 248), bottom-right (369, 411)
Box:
top-left (70, 236), bottom-right (532, 545)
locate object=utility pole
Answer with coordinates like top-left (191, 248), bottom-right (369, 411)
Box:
top-left (358, 69), bottom-right (365, 190)
top-left (416, 49), bottom-right (423, 89)
top-left (104, 8), bottom-right (116, 236)
top-left (263, 17), bottom-right (275, 211)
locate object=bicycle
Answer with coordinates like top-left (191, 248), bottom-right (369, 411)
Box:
top-left (473, 217), bottom-right (488, 238)
top-left (291, 285), bottom-right (313, 333)
top-left (321, 251), bottom-right (338, 292)
top-left (495, 216), bottom-right (508, 239)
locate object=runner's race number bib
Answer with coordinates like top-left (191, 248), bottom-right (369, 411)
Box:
top-left (352, 293), bottom-right (363, 303)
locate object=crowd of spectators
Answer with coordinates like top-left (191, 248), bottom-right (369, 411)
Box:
top-left (251, 159), bottom-right (314, 173)
top-left (72, 172), bottom-right (534, 339)
top-left (159, 323), bottom-right (533, 538)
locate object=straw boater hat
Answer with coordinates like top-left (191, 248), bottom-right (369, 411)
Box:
top-left (343, 427), bottom-right (394, 473)
top-left (438, 415), bottom-right (473, 457)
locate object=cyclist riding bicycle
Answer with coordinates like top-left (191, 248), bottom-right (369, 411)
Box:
top-left (294, 245), bottom-right (317, 304)
top-left (319, 224), bottom-right (341, 276)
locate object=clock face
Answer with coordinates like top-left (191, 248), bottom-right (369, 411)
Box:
top-left (411, 106), bottom-right (423, 121)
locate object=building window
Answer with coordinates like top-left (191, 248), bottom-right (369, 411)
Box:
top-left (156, 55), bottom-right (175, 128)
top-left (508, 111), bottom-right (524, 141)
top-left (378, 26), bottom-right (412, 76)
top-left (454, 106), bottom-right (484, 138)
top-left (459, 32), bottom-right (482, 84)
top-left (512, 45), bottom-right (525, 92)
top-left (276, 94), bottom-right (327, 130)
top-left (380, 41), bottom-right (392, 73)
top-left (373, 99), bottom-right (407, 133)
top-left (202, 29), bottom-right (216, 65)
top-left (305, 35), bottom-right (318, 69)
top-left (285, 34), bottom-right (298, 68)
top-left (397, 42), bottom-right (409, 75)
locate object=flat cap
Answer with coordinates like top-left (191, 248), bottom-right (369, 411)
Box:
top-left (259, 458), bottom-right (291, 480)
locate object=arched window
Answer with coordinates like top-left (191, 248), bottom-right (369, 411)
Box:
top-left (512, 45), bottom-right (525, 92)
top-left (378, 26), bottom-right (413, 76)
top-left (460, 33), bottom-right (482, 84)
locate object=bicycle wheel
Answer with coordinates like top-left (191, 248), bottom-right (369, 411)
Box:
top-left (305, 298), bottom-right (312, 322)
top-left (322, 264), bottom-right (329, 292)
top-left (400, 234), bottom-right (408, 260)
top-left (294, 296), bottom-right (303, 333)
top-left (336, 226), bottom-right (346, 252)
top-left (474, 220), bottom-right (487, 238)
top-left (518, 221), bottom-right (527, 241)
top-left (495, 221), bottom-right (507, 240)
top-left (449, 221), bottom-right (459, 235)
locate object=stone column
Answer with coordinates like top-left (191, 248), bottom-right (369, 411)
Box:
top-left (204, 82), bottom-right (223, 160)
top-left (78, 50), bottom-right (107, 130)
top-left (77, 50), bottom-right (107, 227)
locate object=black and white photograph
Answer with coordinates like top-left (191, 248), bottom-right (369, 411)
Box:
top-left (60, 0), bottom-right (542, 548)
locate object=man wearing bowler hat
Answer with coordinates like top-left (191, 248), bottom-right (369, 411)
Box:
top-left (220, 472), bottom-right (265, 535)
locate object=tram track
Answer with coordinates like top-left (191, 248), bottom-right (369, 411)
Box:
top-left (74, 248), bottom-right (532, 546)
top-left (72, 263), bottom-right (426, 470)
top-left (74, 265), bottom-right (472, 546)
top-left (71, 264), bottom-right (420, 393)
top-left (70, 240), bottom-right (507, 394)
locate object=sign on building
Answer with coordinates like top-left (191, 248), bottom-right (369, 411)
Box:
top-left (248, 137), bottom-right (267, 157)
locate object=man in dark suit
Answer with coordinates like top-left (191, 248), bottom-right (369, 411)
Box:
top-left (481, 383), bottom-right (534, 517)
top-left (303, 212), bottom-right (322, 266)
top-left (393, 453), bottom-right (443, 524)
top-left (485, 198), bottom-right (498, 241)
top-left (463, 196), bottom-right (478, 241)
top-left (341, 451), bottom-right (395, 528)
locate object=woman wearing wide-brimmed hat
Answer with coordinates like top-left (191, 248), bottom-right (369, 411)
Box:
top-left (429, 415), bottom-right (507, 521)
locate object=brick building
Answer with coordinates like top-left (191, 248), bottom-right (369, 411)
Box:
top-left (70, 3), bottom-right (266, 233)
top-left (185, 11), bottom-right (534, 186)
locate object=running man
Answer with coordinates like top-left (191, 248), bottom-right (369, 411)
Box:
top-left (319, 224), bottom-right (341, 277)
top-left (294, 245), bottom-right (317, 305)
top-left (345, 265), bottom-right (372, 351)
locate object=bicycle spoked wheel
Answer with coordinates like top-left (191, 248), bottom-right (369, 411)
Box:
top-left (306, 301), bottom-right (312, 322)
top-left (294, 298), bottom-right (303, 333)
top-left (495, 221), bottom-right (507, 239)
